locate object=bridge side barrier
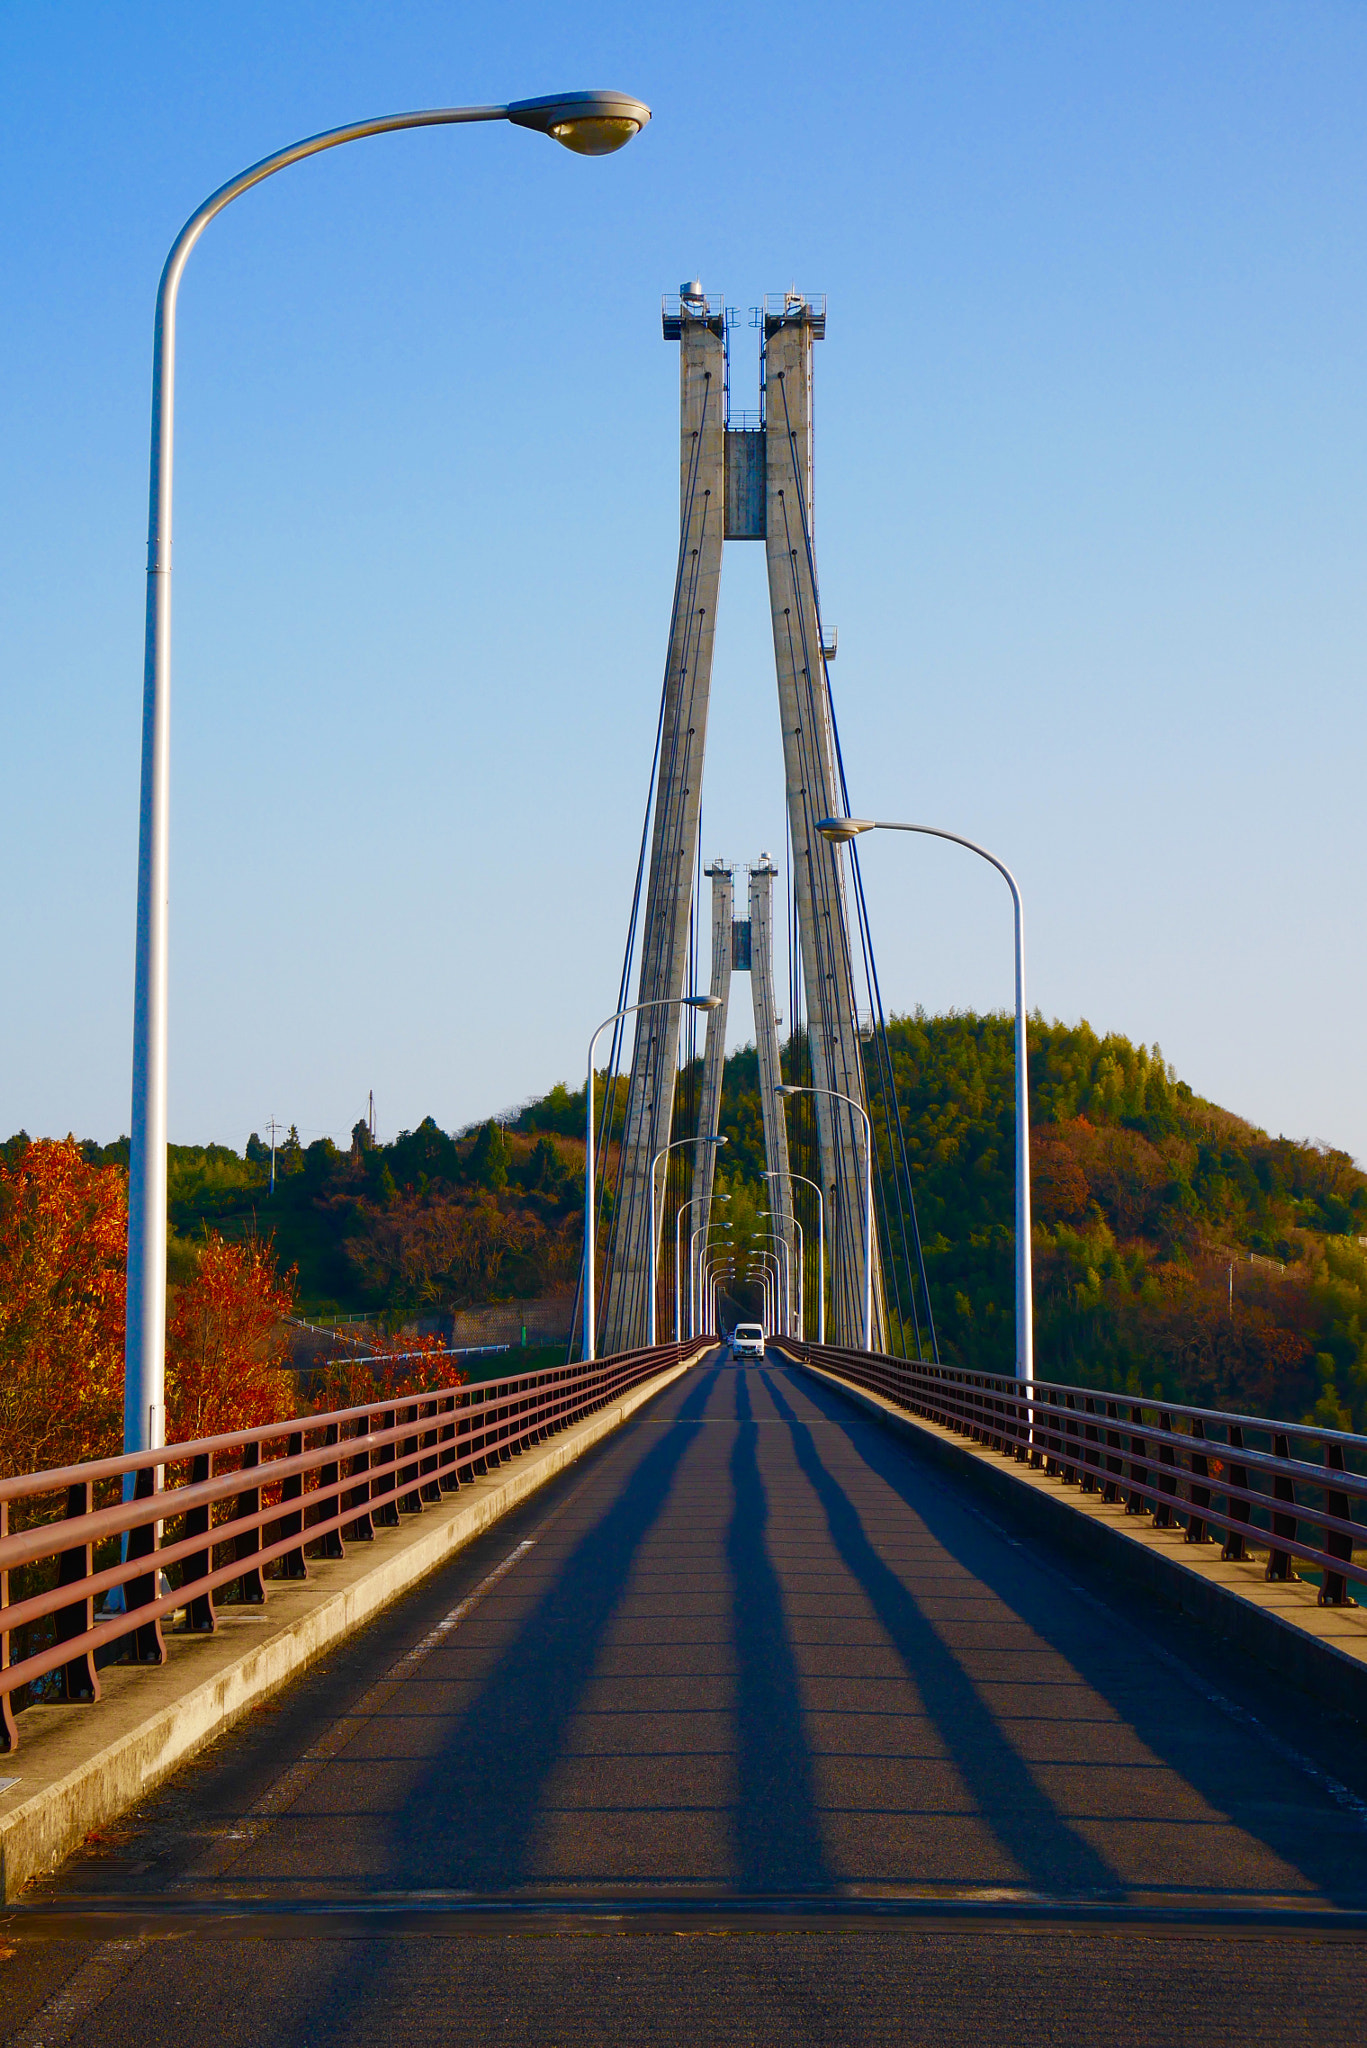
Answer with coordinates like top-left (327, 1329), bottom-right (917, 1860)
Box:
top-left (775, 1340), bottom-right (1365, 1603)
top-left (0, 1340), bottom-right (702, 1752)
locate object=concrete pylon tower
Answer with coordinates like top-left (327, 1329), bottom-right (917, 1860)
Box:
top-left (690, 860), bottom-right (734, 1227)
top-left (748, 855), bottom-right (795, 1330)
top-left (763, 296), bottom-right (885, 1348)
top-left (599, 286), bottom-right (726, 1355)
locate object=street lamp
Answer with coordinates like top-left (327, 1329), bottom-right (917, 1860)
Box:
top-left (760, 1210), bottom-right (804, 1338)
top-left (675, 1192), bottom-right (729, 1341)
top-left (743, 1248), bottom-right (779, 1332)
top-left (766, 1169), bottom-right (824, 1343)
top-left (691, 1217), bottom-right (732, 1337)
top-left (698, 1252), bottom-right (733, 1334)
top-left (817, 814), bottom-right (1032, 1385)
top-left (583, 993), bottom-right (720, 1361)
top-left (753, 1226), bottom-right (793, 1335)
top-left (123, 90), bottom-right (652, 1461)
top-left (648, 1135), bottom-right (726, 1345)
top-left (776, 1083), bottom-right (874, 1349)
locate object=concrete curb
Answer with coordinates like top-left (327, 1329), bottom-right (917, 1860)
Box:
top-left (0, 1350), bottom-right (705, 1901)
top-left (781, 1349), bottom-right (1367, 1727)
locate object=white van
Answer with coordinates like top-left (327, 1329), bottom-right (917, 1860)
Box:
top-left (731, 1324), bottom-right (766, 1359)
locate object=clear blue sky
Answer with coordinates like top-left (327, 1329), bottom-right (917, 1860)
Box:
top-left (4, 1), bottom-right (1366, 1160)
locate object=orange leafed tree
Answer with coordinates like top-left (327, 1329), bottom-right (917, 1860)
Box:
top-left (311, 1330), bottom-right (464, 1414)
top-left (0, 1139), bottom-right (127, 1478)
top-left (166, 1234), bottom-right (298, 1443)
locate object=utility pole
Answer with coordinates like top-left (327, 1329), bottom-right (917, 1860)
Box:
top-left (265, 1117), bottom-right (283, 1197)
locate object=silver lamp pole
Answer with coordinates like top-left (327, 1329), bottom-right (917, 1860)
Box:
top-left (776, 1082), bottom-right (874, 1349)
top-left (648, 1135), bottom-right (726, 1345)
top-left (583, 992), bottom-right (718, 1362)
top-left (760, 1210), bottom-right (804, 1338)
top-left (766, 1169), bottom-right (823, 1343)
top-left (691, 1219), bottom-right (731, 1337)
top-left (123, 91), bottom-right (651, 1459)
top-left (753, 1227), bottom-right (793, 1335)
top-left (675, 1193), bottom-right (728, 1341)
top-left (817, 816), bottom-right (1033, 1385)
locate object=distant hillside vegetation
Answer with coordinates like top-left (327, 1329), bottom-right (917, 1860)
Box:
top-left (23, 1014), bottom-right (1366, 1424)
top-left (703, 1015), bottom-right (1367, 1430)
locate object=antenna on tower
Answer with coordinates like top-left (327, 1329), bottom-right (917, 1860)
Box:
top-left (368, 1090), bottom-right (375, 1144)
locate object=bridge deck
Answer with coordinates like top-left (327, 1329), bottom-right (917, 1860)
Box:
top-left (6, 1353), bottom-right (1367, 2042)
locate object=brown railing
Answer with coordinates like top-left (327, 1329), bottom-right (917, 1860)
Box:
top-left (776, 1340), bottom-right (1366, 1605)
top-left (0, 1340), bottom-right (704, 1751)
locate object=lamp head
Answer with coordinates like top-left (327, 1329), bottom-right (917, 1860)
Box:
top-left (507, 90), bottom-right (651, 155)
top-left (706, 1135), bottom-right (728, 1146)
top-left (686, 994), bottom-right (724, 1012)
top-left (775, 1085), bottom-right (801, 1099)
top-left (815, 816), bottom-right (876, 843)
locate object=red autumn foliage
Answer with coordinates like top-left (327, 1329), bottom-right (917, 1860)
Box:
top-left (165, 1233), bottom-right (298, 1443)
top-left (0, 1138), bottom-right (127, 1477)
top-left (0, 1135), bottom-right (304, 1478)
top-left (311, 1330), bottom-right (465, 1415)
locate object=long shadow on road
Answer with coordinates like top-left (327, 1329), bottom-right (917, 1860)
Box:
top-left (759, 1367), bottom-right (1120, 1896)
top-left (392, 1363), bottom-right (725, 1890)
top-left (766, 1362), bottom-right (1367, 1908)
top-left (729, 1370), bottom-right (831, 1890)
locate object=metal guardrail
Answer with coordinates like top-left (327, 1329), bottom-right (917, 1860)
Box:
top-left (0, 1341), bottom-right (703, 1751)
top-left (777, 1340), bottom-right (1366, 1606)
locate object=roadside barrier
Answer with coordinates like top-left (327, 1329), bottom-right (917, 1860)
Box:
top-left (777, 1339), bottom-right (1365, 1604)
top-left (0, 1340), bottom-right (702, 1750)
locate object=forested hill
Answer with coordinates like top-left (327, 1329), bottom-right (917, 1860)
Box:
top-left (709, 1015), bottom-right (1367, 1431)
top-left (14, 1014), bottom-right (1365, 1427)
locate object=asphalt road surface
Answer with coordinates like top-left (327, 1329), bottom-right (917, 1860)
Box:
top-left (4, 1352), bottom-right (1367, 2045)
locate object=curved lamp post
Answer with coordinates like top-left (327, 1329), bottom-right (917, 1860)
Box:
top-left (583, 991), bottom-right (718, 1361)
top-left (766, 1168), bottom-right (823, 1343)
top-left (648, 1135), bottom-right (726, 1345)
top-left (776, 1082), bottom-right (874, 1350)
top-left (675, 1192), bottom-right (729, 1341)
top-left (698, 1251), bottom-right (732, 1334)
top-left (753, 1225), bottom-right (793, 1335)
top-left (817, 814), bottom-right (1032, 1385)
top-left (760, 1209), bottom-right (804, 1338)
top-left (743, 1249), bottom-right (779, 1332)
top-left (690, 1218), bottom-right (732, 1338)
top-left (124, 90), bottom-right (652, 1460)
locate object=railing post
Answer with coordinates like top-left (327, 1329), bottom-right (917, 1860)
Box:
top-left (1186, 1417), bottom-right (1212, 1544)
top-left (374, 1407), bottom-right (400, 1525)
top-left (1080, 1396), bottom-right (1100, 1493)
top-left (125, 1463), bottom-right (168, 1661)
top-left (181, 1451), bottom-right (218, 1631)
top-left (1, 1501), bottom-right (18, 1752)
top-left (1125, 1402), bottom-right (1149, 1513)
top-left (420, 1399), bottom-right (443, 1503)
top-left (1103, 1401), bottom-right (1122, 1503)
top-left (1221, 1424), bottom-right (1250, 1559)
top-left (438, 1395), bottom-right (461, 1491)
top-left (345, 1414), bottom-right (376, 1539)
top-left (1320, 1440), bottom-right (1354, 1607)
top-left (399, 1403), bottom-right (423, 1512)
top-left (1062, 1394), bottom-right (1080, 1486)
top-left (1266, 1432), bottom-right (1298, 1582)
top-left (1154, 1412), bottom-right (1177, 1529)
top-left (316, 1422), bottom-right (346, 1558)
top-left (277, 1431), bottom-right (309, 1578)
top-left (56, 1481), bottom-right (101, 1702)
top-left (231, 1442), bottom-right (267, 1604)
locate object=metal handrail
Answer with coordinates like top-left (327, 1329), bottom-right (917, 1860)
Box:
top-left (0, 1340), bottom-right (705, 1751)
top-left (776, 1339), bottom-right (1367, 1607)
